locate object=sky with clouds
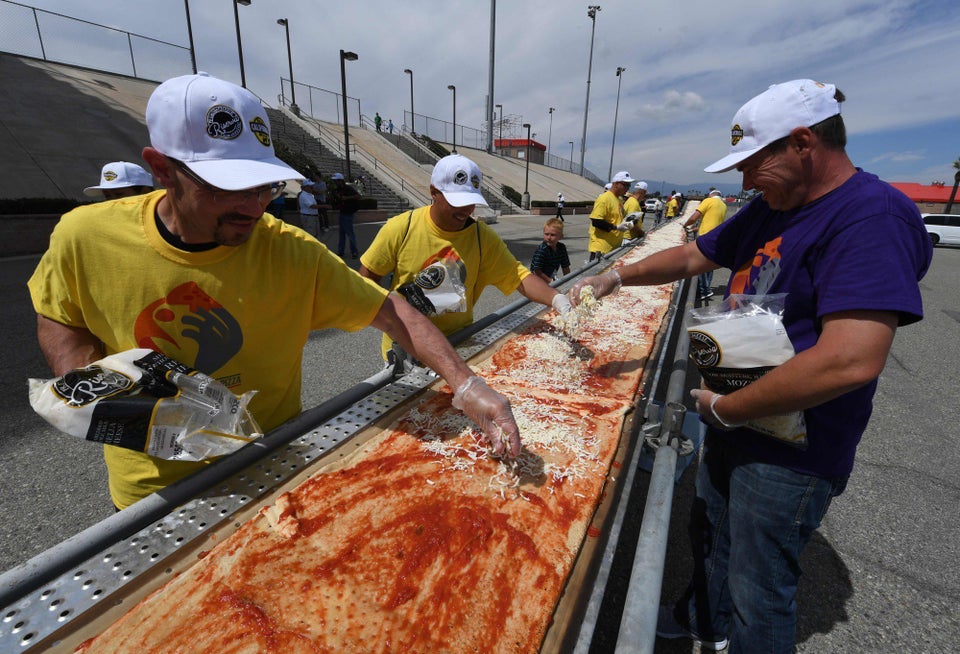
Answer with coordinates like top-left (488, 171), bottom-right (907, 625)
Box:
top-left (7, 0), bottom-right (960, 190)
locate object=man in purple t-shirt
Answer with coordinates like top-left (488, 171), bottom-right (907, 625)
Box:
top-left (569, 79), bottom-right (931, 653)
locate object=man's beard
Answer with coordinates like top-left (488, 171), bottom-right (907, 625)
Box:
top-left (214, 212), bottom-right (260, 246)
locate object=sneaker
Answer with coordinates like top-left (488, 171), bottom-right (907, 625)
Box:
top-left (656, 606), bottom-right (728, 651)
top-left (703, 290), bottom-right (715, 298)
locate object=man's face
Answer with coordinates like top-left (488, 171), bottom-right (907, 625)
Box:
top-left (736, 136), bottom-right (805, 211)
top-left (167, 159), bottom-right (274, 246)
top-left (612, 181), bottom-right (629, 196)
top-left (102, 187), bottom-right (148, 201)
top-left (430, 188), bottom-right (475, 231)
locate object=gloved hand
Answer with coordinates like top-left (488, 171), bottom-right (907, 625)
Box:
top-left (452, 375), bottom-right (522, 458)
top-left (690, 389), bottom-right (743, 430)
top-left (551, 293), bottom-right (578, 331)
top-left (616, 220), bottom-right (633, 232)
top-left (568, 269), bottom-right (622, 307)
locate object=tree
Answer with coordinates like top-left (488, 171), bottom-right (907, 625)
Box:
top-left (945, 156), bottom-right (960, 214)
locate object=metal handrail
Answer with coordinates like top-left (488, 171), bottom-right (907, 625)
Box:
top-left (396, 130), bottom-right (519, 211)
top-left (614, 286), bottom-right (695, 654)
top-left (291, 111), bottom-right (430, 207)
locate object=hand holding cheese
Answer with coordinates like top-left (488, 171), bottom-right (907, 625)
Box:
top-left (551, 293), bottom-right (578, 331)
top-left (452, 375), bottom-right (522, 458)
top-left (569, 269), bottom-right (622, 307)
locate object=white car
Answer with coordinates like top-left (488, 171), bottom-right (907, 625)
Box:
top-left (922, 213), bottom-right (960, 246)
top-left (644, 198), bottom-right (663, 213)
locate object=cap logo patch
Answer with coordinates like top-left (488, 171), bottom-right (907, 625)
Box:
top-left (249, 116), bottom-right (271, 147)
top-left (454, 169), bottom-right (469, 186)
top-left (205, 104), bottom-right (243, 140)
top-left (103, 171), bottom-right (118, 181)
top-left (730, 124), bottom-right (744, 146)
top-left (470, 174), bottom-right (480, 189)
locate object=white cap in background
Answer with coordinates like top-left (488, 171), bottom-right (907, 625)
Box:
top-left (83, 162), bottom-right (154, 197)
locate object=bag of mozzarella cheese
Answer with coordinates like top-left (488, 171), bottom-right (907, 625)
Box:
top-left (686, 293), bottom-right (807, 448)
top-left (29, 348), bottom-right (262, 461)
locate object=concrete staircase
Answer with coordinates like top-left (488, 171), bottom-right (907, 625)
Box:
top-left (266, 108), bottom-right (411, 216)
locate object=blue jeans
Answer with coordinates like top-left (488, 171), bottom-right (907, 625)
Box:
top-left (677, 434), bottom-right (847, 653)
top-left (338, 213), bottom-right (358, 257)
top-left (698, 270), bottom-right (714, 297)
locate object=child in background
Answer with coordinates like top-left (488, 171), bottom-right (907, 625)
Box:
top-left (530, 218), bottom-right (571, 282)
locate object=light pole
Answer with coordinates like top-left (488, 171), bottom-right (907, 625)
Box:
top-left (486, 0), bottom-right (497, 154)
top-left (495, 103), bottom-right (503, 150)
top-left (579, 5), bottom-right (601, 175)
top-left (232, 0), bottom-right (251, 88)
top-left (569, 141), bottom-right (574, 171)
top-left (183, 1), bottom-right (197, 73)
top-left (547, 107), bottom-right (555, 161)
top-left (340, 49), bottom-right (358, 181)
top-left (447, 84), bottom-right (457, 153)
top-left (608, 66), bottom-right (625, 180)
top-left (403, 68), bottom-right (414, 135)
top-left (276, 18), bottom-right (298, 115)
top-left (522, 122), bottom-right (532, 209)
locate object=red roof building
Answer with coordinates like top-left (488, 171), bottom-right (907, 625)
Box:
top-left (888, 182), bottom-right (959, 214)
top-left (494, 138), bottom-right (546, 164)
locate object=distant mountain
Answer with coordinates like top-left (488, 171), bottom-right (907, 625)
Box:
top-left (644, 180), bottom-right (744, 198)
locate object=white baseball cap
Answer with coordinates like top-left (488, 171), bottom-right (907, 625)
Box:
top-left (330, 173), bottom-right (345, 180)
top-left (431, 154), bottom-right (488, 207)
top-left (611, 171), bottom-right (636, 184)
top-left (704, 79), bottom-right (841, 173)
top-left (83, 162), bottom-right (154, 197)
top-left (146, 72), bottom-right (303, 190)
top-left (633, 181), bottom-right (648, 192)
top-left (604, 183), bottom-right (612, 190)
top-left (708, 189), bottom-right (722, 197)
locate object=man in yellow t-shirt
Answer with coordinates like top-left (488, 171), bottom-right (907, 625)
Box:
top-left (683, 189), bottom-right (729, 298)
top-left (665, 194), bottom-right (680, 222)
top-left (622, 180), bottom-right (648, 240)
top-left (588, 170), bottom-right (635, 261)
top-left (360, 154), bottom-right (574, 366)
top-left (28, 74), bottom-right (523, 510)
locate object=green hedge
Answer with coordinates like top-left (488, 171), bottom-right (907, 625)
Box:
top-left (418, 134), bottom-right (451, 159)
top-left (501, 184), bottom-right (522, 206)
top-left (0, 197), bottom-right (84, 215)
top-left (274, 140), bottom-right (317, 177)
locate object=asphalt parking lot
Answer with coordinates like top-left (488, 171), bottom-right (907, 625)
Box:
top-left (1, 210), bottom-right (957, 651)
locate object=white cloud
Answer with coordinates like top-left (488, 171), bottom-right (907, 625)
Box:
top-left (14, 0), bottom-right (960, 185)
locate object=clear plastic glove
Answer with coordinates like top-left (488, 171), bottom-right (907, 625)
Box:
top-left (568, 269), bottom-right (622, 307)
top-left (452, 376), bottom-right (522, 458)
top-left (690, 389), bottom-right (744, 431)
top-left (616, 220), bottom-right (633, 232)
top-left (551, 293), bottom-right (578, 330)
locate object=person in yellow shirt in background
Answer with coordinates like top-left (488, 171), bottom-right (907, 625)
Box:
top-left (622, 180), bottom-right (648, 240)
top-left (587, 171), bottom-right (635, 262)
top-left (664, 193), bottom-right (680, 222)
top-left (683, 189), bottom-right (728, 299)
top-left (360, 154), bottom-right (575, 370)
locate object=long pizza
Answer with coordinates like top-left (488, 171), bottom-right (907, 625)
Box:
top-left (73, 224), bottom-right (683, 653)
